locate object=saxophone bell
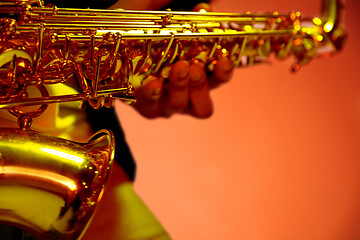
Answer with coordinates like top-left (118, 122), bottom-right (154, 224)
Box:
top-left (0, 128), bottom-right (115, 240)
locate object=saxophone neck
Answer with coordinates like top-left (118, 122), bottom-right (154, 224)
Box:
top-left (320, 0), bottom-right (346, 50)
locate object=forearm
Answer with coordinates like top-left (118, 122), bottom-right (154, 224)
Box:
top-left (83, 163), bottom-right (171, 240)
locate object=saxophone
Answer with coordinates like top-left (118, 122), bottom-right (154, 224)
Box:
top-left (0, 0), bottom-right (346, 239)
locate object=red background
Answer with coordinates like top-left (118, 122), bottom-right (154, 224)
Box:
top-left (115, 0), bottom-right (360, 239)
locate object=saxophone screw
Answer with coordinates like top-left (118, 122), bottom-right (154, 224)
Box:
top-left (17, 114), bottom-right (32, 131)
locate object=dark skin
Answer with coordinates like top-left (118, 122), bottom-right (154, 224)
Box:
top-left (133, 58), bottom-right (234, 118)
top-left (130, 3), bottom-right (234, 119)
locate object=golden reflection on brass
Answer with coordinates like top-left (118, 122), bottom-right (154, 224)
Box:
top-left (0, 128), bottom-right (114, 240)
top-left (0, 0), bottom-right (345, 239)
top-left (0, 0), bottom-right (346, 110)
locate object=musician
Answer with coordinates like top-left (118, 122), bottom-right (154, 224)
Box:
top-left (5, 0), bottom-right (233, 239)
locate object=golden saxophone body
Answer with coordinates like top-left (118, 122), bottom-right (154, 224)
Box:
top-left (0, 0), bottom-right (346, 239)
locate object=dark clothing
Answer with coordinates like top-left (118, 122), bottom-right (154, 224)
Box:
top-left (85, 105), bottom-right (137, 181)
top-left (47, 0), bottom-right (117, 9)
top-left (46, 0), bottom-right (209, 10)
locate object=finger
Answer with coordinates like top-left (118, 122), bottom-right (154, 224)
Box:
top-left (214, 57), bottom-right (234, 83)
top-left (166, 60), bottom-right (190, 113)
top-left (209, 57), bottom-right (234, 88)
top-left (189, 62), bottom-right (213, 118)
top-left (139, 75), bottom-right (163, 101)
top-left (193, 3), bottom-right (212, 12)
top-left (133, 76), bottom-right (163, 118)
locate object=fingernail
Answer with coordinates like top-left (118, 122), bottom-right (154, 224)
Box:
top-left (178, 69), bottom-right (189, 79)
top-left (147, 87), bottom-right (162, 101)
top-left (223, 60), bottom-right (234, 72)
top-left (142, 75), bottom-right (157, 87)
top-left (152, 88), bottom-right (161, 96)
top-left (141, 76), bottom-right (163, 100)
top-left (176, 61), bottom-right (190, 79)
top-left (190, 70), bottom-right (202, 82)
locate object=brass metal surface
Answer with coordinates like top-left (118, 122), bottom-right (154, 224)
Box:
top-left (0, 0), bottom-right (346, 239)
top-left (0, 128), bottom-right (114, 239)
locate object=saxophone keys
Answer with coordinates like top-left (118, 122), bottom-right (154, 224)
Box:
top-left (88, 97), bottom-right (105, 109)
top-left (160, 65), bottom-right (172, 80)
top-left (104, 96), bottom-right (115, 108)
top-left (17, 114), bottom-right (32, 130)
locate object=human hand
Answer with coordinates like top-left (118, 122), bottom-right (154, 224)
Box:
top-left (132, 3), bottom-right (234, 119)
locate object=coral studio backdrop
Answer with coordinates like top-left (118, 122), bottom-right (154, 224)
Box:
top-left (115, 0), bottom-right (360, 239)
